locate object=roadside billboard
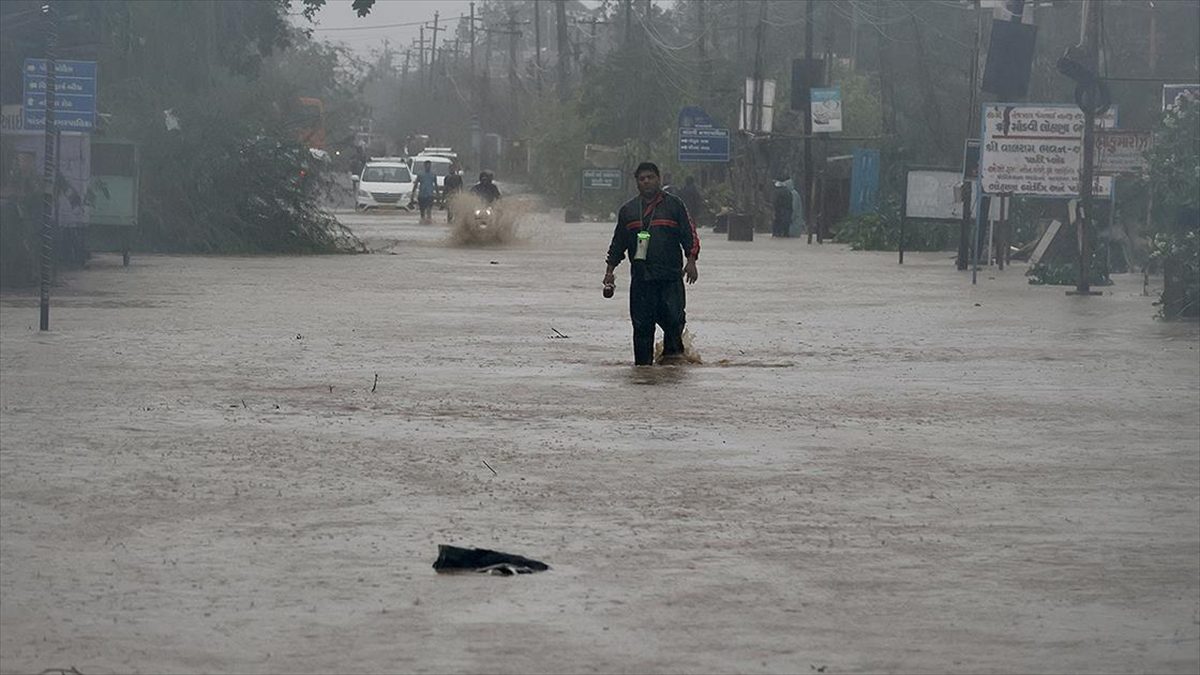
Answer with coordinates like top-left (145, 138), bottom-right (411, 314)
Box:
top-left (1095, 129), bottom-right (1152, 176)
top-left (980, 103), bottom-right (1114, 198)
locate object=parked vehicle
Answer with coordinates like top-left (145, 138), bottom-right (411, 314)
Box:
top-left (407, 154), bottom-right (455, 206)
top-left (353, 160), bottom-right (415, 211)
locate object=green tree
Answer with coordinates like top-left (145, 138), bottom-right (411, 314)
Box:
top-left (1146, 94), bottom-right (1200, 318)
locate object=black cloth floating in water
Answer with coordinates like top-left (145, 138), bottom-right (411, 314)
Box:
top-left (433, 545), bottom-right (550, 575)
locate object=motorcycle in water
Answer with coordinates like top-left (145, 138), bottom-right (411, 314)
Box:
top-left (460, 204), bottom-right (494, 242)
top-left (453, 201), bottom-right (507, 245)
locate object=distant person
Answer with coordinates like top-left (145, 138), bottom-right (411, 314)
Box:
top-left (443, 163), bottom-right (464, 222)
top-left (602, 161), bottom-right (700, 366)
top-left (678, 175), bottom-right (704, 226)
top-left (661, 172), bottom-right (676, 195)
top-left (470, 170), bottom-right (501, 205)
top-left (772, 177), bottom-right (793, 237)
top-left (779, 177), bottom-right (805, 237)
top-left (413, 160), bottom-right (437, 223)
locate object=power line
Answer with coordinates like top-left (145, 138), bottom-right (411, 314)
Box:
top-left (312, 19), bottom-right (432, 32)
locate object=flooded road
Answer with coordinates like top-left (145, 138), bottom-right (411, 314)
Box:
top-left (2, 206), bottom-right (1198, 673)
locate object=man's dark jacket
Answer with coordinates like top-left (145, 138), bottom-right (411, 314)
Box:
top-left (606, 190), bottom-right (700, 281)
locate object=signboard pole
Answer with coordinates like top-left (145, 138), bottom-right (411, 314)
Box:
top-left (972, 191), bottom-right (985, 285)
top-left (958, 138), bottom-right (980, 271)
top-left (997, 194), bottom-right (1008, 271)
top-left (898, 167), bottom-right (908, 264)
top-left (958, 183), bottom-right (972, 270)
top-left (39, 3), bottom-right (57, 331)
top-left (1074, 105), bottom-right (1097, 294)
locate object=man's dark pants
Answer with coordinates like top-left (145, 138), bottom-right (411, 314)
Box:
top-left (629, 275), bottom-right (686, 365)
top-left (418, 196), bottom-right (433, 221)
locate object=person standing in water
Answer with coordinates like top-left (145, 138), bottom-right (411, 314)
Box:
top-left (602, 162), bottom-right (700, 366)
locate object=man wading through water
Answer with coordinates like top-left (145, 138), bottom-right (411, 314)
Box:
top-left (603, 162), bottom-right (700, 366)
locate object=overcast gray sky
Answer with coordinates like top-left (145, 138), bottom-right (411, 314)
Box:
top-left (297, 0), bottom-right (475, 59)
top-left (296, 0), bottom-right (618, 60)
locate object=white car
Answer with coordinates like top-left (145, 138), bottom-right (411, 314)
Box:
top-left (354, 161), bottom-right (415, 211)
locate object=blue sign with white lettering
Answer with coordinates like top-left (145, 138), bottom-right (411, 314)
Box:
top-left (679, 127), bottom-right (730, 163)
top-left (677, 106), bottom-right (730, 163)
top-left (25, 77), bottom-right (96, 97)
top-left (23, 58), bottom-right (97, 131)
top-left (850, 148), bottom-right (880, 215)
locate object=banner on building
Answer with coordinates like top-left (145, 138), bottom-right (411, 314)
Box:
top-left (810, 87), bottom-right (842, 133)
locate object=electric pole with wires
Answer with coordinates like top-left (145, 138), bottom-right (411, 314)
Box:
top-left (1068, 0), bottom-right (1104, 296)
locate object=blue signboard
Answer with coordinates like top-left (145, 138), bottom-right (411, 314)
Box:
top-left (849, 148), bottom-right (880, 215)
top-left (677, 105), bottom-right (730, 163)
top-left (23, 58), bottom-right (97, 131)
top-left (26, 77), bottom-right (96, 97)
top-left (679, 127), bottom-right (730, 163)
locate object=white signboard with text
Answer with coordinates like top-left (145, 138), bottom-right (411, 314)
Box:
top-left (1096, 129), bottom-right (1152, 176)
top-left (905, 169), bottom-right (1000, 221)
top-left (905, 170), bottom-right (963, 220)
top-left (980, 104), bottom-right (1115, 198)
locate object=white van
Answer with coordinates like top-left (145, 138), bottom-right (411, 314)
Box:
top-left (408, 155), bottom-right (454, 190)
top-left (354, 160), bottom-right (415, 211)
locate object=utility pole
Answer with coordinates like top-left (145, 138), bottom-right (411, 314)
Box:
top-left (403, 49), bottom-right (411, 86)
top-left (418, 26), bottom-right (426, 93)
top-left (697, 0), bottom-right (709, 93)
top-left (737, 1), bottom-right (746, 65)
top-left (804, 0), bottom-right (816, 244)
top-left (1072, 0), bottom-right (1103, 295)
top-left (470, 2), bottom-right (476, 79)
top-left (555, 0), bottom-right (570, 102)
top-left (742, 0), bottom-right (768, 231)
top-left (482, 27), bottom-right (493, 134)
top-left (428, 12), bottom-right (442, 96)
top-left (574, 16), bottom-right (609, 70)
top-left (751, 1), bottom-right (766, 134)
top-left (535, 0), bottom-right (544, 95)
top-left (818, 0), bottom-right (836, 242)
top-left (624, 0), bottom-right (632, 47)
top-left (958, 0), bottom-right (983, 269)
top-left (589, 17), bottom-right (599, 66)
top-left (485, 27), bottom-right (493, 79)
top-left (39, 1), bottom-right (57, 331)
top-left (1148, 1), bottom-right (1157, 75)
top-left (508, 10), bottom-right (521, 132)
top-left (849, 0), bottom-right (858, 71)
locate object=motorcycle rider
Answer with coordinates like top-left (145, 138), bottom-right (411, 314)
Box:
top-left (470, 170), bottom-right (501, 205)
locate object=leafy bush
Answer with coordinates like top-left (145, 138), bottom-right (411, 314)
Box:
top-left (834, 197), bottom-right (956, 251)
top-left (1151, 229), bottom-right (1200, 317)
top-left (135, 113), bottom-right (359, 254)
top-left (1027, 259), bottom-right (1114, 287)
